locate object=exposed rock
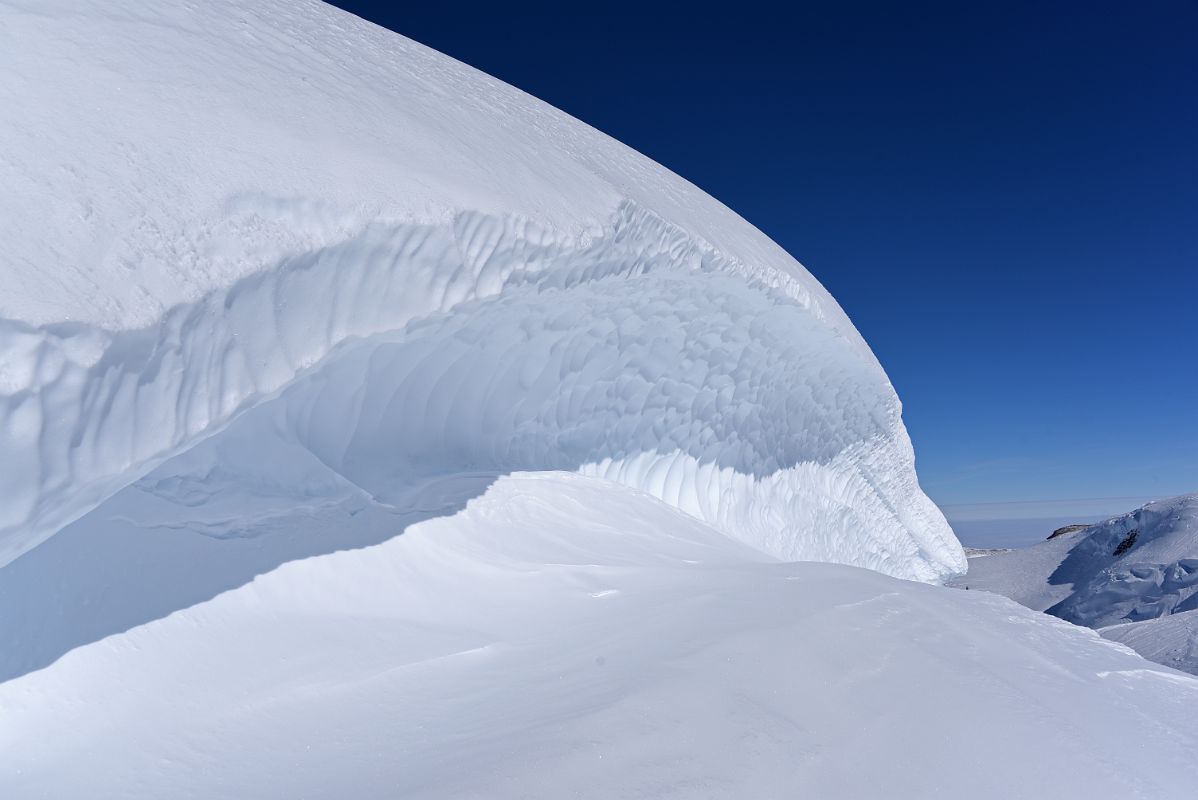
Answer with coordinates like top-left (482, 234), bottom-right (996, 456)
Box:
top-left (1112, 528), bottom-right (1139, 557)
top-left (964, 547), bottom-right (1014, 558)
top-left (1047, 524), bottom-right (1090, 540)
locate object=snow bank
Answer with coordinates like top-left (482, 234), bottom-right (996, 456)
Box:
top-left (1101, 609), bottom-right (1198, 676)
top-left (2, 473), bottom-right (1193, 799)
top-left (0, 0), bottom-right (961, 580)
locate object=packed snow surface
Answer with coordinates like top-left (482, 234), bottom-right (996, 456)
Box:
top-left (4, 473), bottom-right (1198, 799)
top-left (0, 0), bottom-right (961, 582)
top-left (1101, 609), bottom-right (1198, 676)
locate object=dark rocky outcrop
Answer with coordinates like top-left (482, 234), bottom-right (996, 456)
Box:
top-left (1112, 528), bottom-right (1139, 557)
top-left (1047, 524), bottom-right (1090, 540)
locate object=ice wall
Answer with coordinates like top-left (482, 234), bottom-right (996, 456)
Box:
top-left (0, 0), bottom-right (964, 579)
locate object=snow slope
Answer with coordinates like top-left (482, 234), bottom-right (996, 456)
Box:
top-left (1101, 609), bottom-right (1198, 676)
top-left (955, 527), bottom-right (1081, 610)
top-left (0, 0), bottom-right (961, 582)
top-left (4, 473), bottom-right (1197, 800)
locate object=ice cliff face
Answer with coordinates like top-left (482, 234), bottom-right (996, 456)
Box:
top-left (0, 0), bottom-right (964, 580)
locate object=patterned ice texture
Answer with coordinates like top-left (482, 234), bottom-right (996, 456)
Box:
top-left (0, 0), bottom-right (963, 580)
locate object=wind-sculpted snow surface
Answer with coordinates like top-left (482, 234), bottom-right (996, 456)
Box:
top-left (3, 474), bottom-right (1196, 799)
top-left (0, 205), bottom-right (958, 581)
top-left (0, 0), bottom-right (961, 580)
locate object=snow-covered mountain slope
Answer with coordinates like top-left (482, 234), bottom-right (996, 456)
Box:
top-left (1101, 609), bottom-right (1198, 676)
top-left (955, 529), bottom-right (1082, 610)
top-left (955, 494), bottom-right (1198, 674)
top-left (960, 494), bottom-right (1198, 624)
top-left (1049, 495), bottom-right (1198, 627)
top-left (3, 473), bottom-right (1197, 800)
top-left (0, 0), bottom-right (961, 583)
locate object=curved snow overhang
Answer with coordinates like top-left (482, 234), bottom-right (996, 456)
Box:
top-left (0, 201), bottom-right (963, 581)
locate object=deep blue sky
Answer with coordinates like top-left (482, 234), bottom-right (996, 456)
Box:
top-left (330, 1), bottom-right (1198, 514)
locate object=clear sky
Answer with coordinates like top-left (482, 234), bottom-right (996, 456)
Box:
top-left (330, 1), bottom-right (1197, 516)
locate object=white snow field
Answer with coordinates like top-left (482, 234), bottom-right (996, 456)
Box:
top-left (956, 494), bottom-right (1198, 674)
top-left (1, 0), bottom-right (1197, 796)
top-left (1102, 609), bottom-right (1198, 676)
top-left (4, 473), bottom-right (1198, 799)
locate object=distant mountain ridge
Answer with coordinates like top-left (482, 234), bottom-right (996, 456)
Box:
top-left (956, 493), bottom-right (1198, 674)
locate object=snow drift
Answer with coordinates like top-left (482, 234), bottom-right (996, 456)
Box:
top-left (0, 0), bottom-right (962, 581)
top-left (4, 473), bottom-right (1197, 799)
